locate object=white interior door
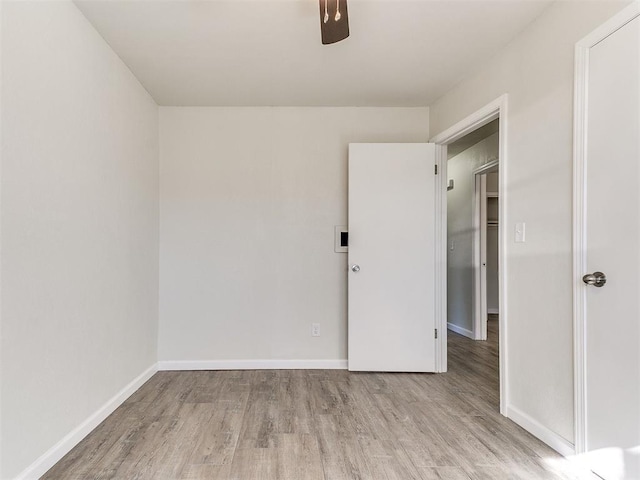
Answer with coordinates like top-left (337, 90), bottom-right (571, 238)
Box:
top-left (348, 143), bottom-right (436, 372)
top-left (584, 14), bottom-right (640, 480)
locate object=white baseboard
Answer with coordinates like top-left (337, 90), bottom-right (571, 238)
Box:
top-left (447, 322), bottom-right (474, 339)
top-left (506, 405), bottom-right (575, 457)
top-left (488, 308), bottom-right (500, 315)
top-left (158, 359), bottom-right (348, 371)
top-left (15, 363), bottom-right (158, 480)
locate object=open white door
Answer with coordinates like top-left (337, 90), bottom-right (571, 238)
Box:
top-left (578, 11), bottom-right (640, 480)
top-left (348, 143), bottom-right (436, 372)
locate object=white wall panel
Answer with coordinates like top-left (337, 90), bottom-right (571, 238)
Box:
top-left (1, 2), bottom-right (159, 477)
top-left (159, 107), bottom-right (429, 363)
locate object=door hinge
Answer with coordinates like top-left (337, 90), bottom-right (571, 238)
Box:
top-left (435, 328), bottom-right (438, 339)
top-left (435, 165), bottom-right (438, 175)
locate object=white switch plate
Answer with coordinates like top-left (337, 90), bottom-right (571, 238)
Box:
top-left (515, 222), bottom-right (526, 243)
top-left (311, 323), bottom-right (320, 337)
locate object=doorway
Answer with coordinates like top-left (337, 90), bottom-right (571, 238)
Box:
top-left (474, 165), bottom-right (499, 341)
top-left (444, 120), bottom-right (499, 342)
top-left (431, 96), bottom-right (507, 414)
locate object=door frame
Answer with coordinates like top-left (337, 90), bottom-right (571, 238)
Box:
top-left (473, 161), bottom-right (499, 341)
top-left (572, 1), bottom-right (640, 455)
top-left (431, 94), bottom-right (508, 415)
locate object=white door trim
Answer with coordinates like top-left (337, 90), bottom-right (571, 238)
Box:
top-left (472, 160), bottom-right (498, 341)
top-left (433, 145), bottom-right (447, 372)
top-left (473, 173), bottom-right (488, 341)
top-left (572, 1), bottom-right (640, 455)
top-left (431, 94), bottom-right (508, 415)
top-left (473, 160), bottom-right (500, 176)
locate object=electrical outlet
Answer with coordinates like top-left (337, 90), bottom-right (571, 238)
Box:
top-left (311, 323), bottom-right (321, 337)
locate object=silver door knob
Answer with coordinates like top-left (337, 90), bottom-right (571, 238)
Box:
top-left (351, 264), bottom-right (360, 273)
top-left (583, 271), bottom-right (606, 287)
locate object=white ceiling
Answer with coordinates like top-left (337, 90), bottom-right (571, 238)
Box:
top-left (75, 0), bottom-right (552, 107)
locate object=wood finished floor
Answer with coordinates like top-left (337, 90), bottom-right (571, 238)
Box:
top-left (43, 319), bottom-right (589, 479)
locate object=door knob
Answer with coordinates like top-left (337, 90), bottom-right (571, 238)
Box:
top-left (351, 264), bottom-right (360, 273)
top-left (583, 271), bottom-right (607, 287)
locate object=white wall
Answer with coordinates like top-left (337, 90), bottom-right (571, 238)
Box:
top-left (1, 2), bottom-right (159, 478)
top-left (0, 0), bottom-right (4, 474)
top-left (431, 0), bottom-right (630, 444)
top-left (447, 134), bottom-right (498, 334)
top-left (159, 107), bottom-right (429, 365)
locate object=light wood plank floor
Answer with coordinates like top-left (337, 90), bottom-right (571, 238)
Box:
top-left (43, 320), bottom-right (590, 479)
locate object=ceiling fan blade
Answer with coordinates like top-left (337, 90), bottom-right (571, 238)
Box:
top-left (319, 0), bottom-right (349, 45)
